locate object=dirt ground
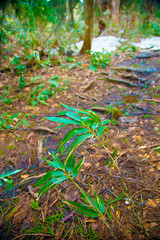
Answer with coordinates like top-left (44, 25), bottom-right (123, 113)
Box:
top-left (0, 48), bottom-right (160, 239)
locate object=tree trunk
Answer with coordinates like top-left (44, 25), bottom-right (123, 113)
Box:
top-left (69, 0), bottom-right (75, 27)
top-left (80, 0), bottom-right (94, 54)
top-left (111, 0), bottom-right (120, 24)
top-left (143, 0), bottom-right (155, 25)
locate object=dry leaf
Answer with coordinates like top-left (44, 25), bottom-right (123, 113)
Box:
top-left (146, 199), bottom-right (157, 208)
top-left (157, 162), bottom-right (160, 170)
top-left (21, 174), bottom-right (29, 179)
top-left (155, 198), bottom-right (160, 204)
top-left (150, 222), bottom-right (158, 228)
top-left (83, 162), bottom-right (91, 168)
top-left (116, 210), bottom-right (120, 219)
top-left (148, 168), bottom-right (154, 172)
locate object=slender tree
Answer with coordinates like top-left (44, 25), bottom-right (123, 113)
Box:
top-left (80, 0), bottom-right (94, 54)
top-left (111, 0), bottom-right (120, 24)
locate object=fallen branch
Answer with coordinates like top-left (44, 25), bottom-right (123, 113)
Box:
top-left (75, 93), bottom-right (97, 101)
top-left (90, 106), bottom-right (108, 112)
top-left (114, 66), bottom-right (156, 73)
top-left (83, 80), bottom-right (94, 92)
top-left (99, 76), bottom-right (137, 87)
top-left (143, 99), bottom-right (160, 103)
top-left (33, 126), bottom-right (55, 133)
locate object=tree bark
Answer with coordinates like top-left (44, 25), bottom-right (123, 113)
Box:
top-left (80, 0), bottom-right (94, 54)
top-left (69, 0), bottom-right (75, 27)
top-left (111, 0), bottom-right (120, 24)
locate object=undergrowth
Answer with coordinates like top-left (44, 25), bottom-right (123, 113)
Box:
top-left (34, 103), bottom-right (150, 239)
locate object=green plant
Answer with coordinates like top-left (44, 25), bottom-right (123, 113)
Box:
top-left (0, 169), bottom-right (22, 187)
top-left (0, 112), bottom-right (30, 130)
top-left (28, 76), bottom-right (65, 106)
top-left (10, 55), bottom-right (27, 89)
top-left (0, 112), bottom-right (19, 130)
top-left (118, 44), bottom-right (138, 53)
top-left (89, 49), bottom-right (112, 70)
top-left (31, 200), bottom-right (39, 210)
top-left (37, 104), bottom-right (149, 238)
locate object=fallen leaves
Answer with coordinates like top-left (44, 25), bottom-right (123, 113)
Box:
top-left (146, 199), bottom-right (157, 208)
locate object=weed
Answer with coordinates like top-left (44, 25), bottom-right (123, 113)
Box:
top-left (0, 112), bottom-right (30, 130)
top-left (28, 75), bottom-right (67, 106)
top-left (117, 44), bottom-right (138, 53)
top-left (10, 55), bottom-right (27, 89)
top-left (36, 104), bottom-right (149, 239)
top-left (0, 169), bottom-right (22, 188)
top-left (89, 49), bottom-right (112, 70)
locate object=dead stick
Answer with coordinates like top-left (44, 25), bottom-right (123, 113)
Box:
top-left (99, 77), bottom-right (137, 87)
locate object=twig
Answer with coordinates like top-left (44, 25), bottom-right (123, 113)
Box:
top-left (99, 76), bottom-right (137, 87)
top-left (83, 80), bottom-right (94, 92)
top-left (114, 66), bottom-right (156, 73)
top-left (143, 99), bottom-right (160, 103)
top-left (19, 173), bottom-right (46, 186)
top-left (75, 93), bottom-right (92, 100)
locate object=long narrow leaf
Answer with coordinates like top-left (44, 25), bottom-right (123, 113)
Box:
top-left (96, 125), bottom-right (107, 136)
top-left (61, 103), bottom-right (90, 115)
top-left (101, 119), bottom-right (111, 125)
top-left (106, 193), bottom-right (125, 205)
top-left (48, 152), bottom-right (65, 170)
top-left (59, 111), bottom-right (82, 123)
top-left (0, 169), bottom-right (22, 179)
top-left (66, 111), bottom-right (82, 122)
top-left (46, 116), bottom-right (81, 125)
top-left (71, 158), bottom-right (84, 178)
top-left (58, 128), bottom-right (89, 152)
top-left (85, 110), bottom-right (101, 122)
top-left (66, 200), bottom-right (99, 217)
top-left (94, 191), bottom-right (105, 214)
top-left (80, 193), bottom-right (99, 211)
top-left (36, 170), bottom-right (65, 187)
top-left (36, 171), bottom-right (54, 186)
top-left (65, 133), bottom-right (92, 163)
top-left (65, 154), bottom-right (75, 173)
top-left (39, 176), bottom-right (67, 197)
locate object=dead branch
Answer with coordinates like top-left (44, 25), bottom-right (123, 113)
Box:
top-left (143, 99), bottom-right (160, 103)
top-left (114, 66), bottom-right (155, 73)
top-left (83, 80), bottom-right (95, 91)
top-left (99, 76), bottom-right (137, 87)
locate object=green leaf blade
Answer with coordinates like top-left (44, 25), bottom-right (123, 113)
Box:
top-left (65, 133), bottom-right (92, 163)
top-left (39, 176), bottom-right (67, 197)
top-left (48, 152), bottom-right (65, 170)
top-left (65, 154), bottom-right (75, 173)
top-left (66, 200), bottom-right (99, 217)
top-left (58, 128), bottom-right (89, 152)
top-left (97, 126), bottom-right (107, 136)
top-left (94, 192), bottom-right (105, 214)
top-left (71, 158), bottom-right (84, 178)
top-left (46, 116), bottom-right (81, 125)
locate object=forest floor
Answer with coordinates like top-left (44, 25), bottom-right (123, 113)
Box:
top-left (0, 43), bottom-right (160, 240)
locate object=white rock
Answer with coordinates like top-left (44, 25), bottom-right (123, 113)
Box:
top-left (72, 36), bottom-right (160, 53)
